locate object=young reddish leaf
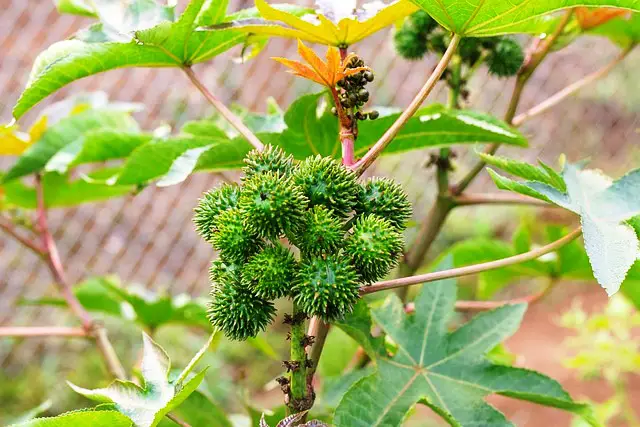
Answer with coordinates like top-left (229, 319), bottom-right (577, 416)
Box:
top-left (575, 7), bottom-right (630, 29)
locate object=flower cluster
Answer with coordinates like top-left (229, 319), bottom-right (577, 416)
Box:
top-left (394, 11), bottom-right (525, 78)
top-left (334, 56), bottom-right (379, 121)
top-left (195, 146), bottom-right (411, 340)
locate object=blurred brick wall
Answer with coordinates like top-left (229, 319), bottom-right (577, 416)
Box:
top-left (0, 1), bottom-right (638, 364)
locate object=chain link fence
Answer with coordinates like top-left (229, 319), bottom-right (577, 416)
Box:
top-left (1, 0), bottom-right (638, 368)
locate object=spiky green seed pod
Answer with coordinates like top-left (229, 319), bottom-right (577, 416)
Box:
top-left (345, 214), bottom-right (404, 283)
top-left (458, 38), bottom-right (482, 65)
top-left (293, 156), bottom-right (358, 217)
top-left (242, 244), bottom-right (298, 300)
top-left (428, 31), bottom-right (448, 54)
top-left (208, 281), bottom-right (276, 341)
top-left (212, 208), bottom-right (263, 263)
top-left (293, 255), bottom-right (360, 322)
top-left (209, 258), bottom-right (242, 285)
top-left (239, 172), bottom-right (308, 239)
top-left (394, 26), bottom-right (428, 60)
top-left (193, 184), bottom-right (240, 242)
top-left (290, 205), bottom-right (344, 256)
top-left (355, 177), bottom-right (412, 230)
top-left (243, 145), bottom-right (294, 180)
top-left (410, 10), bottom-right (438, 34)
top-left (487, 37), bottom-right (524, 77)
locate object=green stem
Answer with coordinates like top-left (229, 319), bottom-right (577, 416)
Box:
top-left (288, 302), bottom-right (312, 414)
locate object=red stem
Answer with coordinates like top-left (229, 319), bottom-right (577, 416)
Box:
top-left (0, 215), bottom-right (46, 256)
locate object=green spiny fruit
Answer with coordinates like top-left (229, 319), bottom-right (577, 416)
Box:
top-left (239, 172), bottom-right (308, 238)
top-left (394, 26), bottom-right (429, 60)
top-left (410, 10), bottom-right (438, 34)
top-left (355, 177), bottom-right (412, 230)
top-left (428, 31), bottom-right (448, 54)
top-left (293, 156), bottom-right (358, 217)
top-left (458, 38), bottom-right (482, 65)
top-left (209, 258), bottom-right (242, 285)
top-left (193, 184), bottom-right (240, 242)
top-left (208, 281), bottom-right (276, 341)
top-left (243, 145), bottom-right (294, 179)
top-left (290, 205), bottom-right (344, 256)
top-left (345, 214), bottom-right (404, 283)
top-left (242, 244), bottom-right (298, 300)
top-left (293, 254), bottom-right (360, 322)
top-left (212, 208), bottom-right (263, 263)
top-left (487, 37), bottom-right (524, 77)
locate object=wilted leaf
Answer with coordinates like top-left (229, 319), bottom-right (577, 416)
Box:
top-left (485, 154), bottom-right (640, 296)
top-left (209, 0), bottom-right (419, 47)
top-left (333, 260), bottom-right (598, 426)
top-left (70, 333), bottom-right (211, 427)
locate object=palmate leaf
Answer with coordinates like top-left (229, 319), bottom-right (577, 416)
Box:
top-left (69, 333), bottom-right (213, 427)
top-left (10, 410), bottom-right (133, 427)
top-left (334, 266), bottom-right (598, 427)
top-left (208, 0), bottom-right (419, 47)
top-left (409, 0), bottom-right (640, 36)
top-left (13, 0), bottom-right (248, 120)
top-left (484, 154), bottom-right (640, 296)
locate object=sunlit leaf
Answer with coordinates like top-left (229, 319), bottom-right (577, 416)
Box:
top-left (485, 154), bottom-right (640, 296)
top-left (207, 0), bottom-right (419, 47)
top-left (334, 260), bottom-right (599, 426)
top-left (69, 334), bottom-right (210, 427)
top-left (576, 7), bottom-right (630, 29)
top-left (589, 11), bottom-right (640, 46)
top-left (410, 0), bottom-right (640, 36)
top-left (9, 410), bottom-right (133, 427)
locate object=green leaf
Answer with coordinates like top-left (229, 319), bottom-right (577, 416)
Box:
top-left (8, 401), bottom-right (53, 425)
top-left (10, 410), bottom-right (133, 427)
top-left (2, 170), bottom-right (133, 209)
top-left (410, 0), bottom-right (640, 36)
top-left (589, 12), bottom-right (640, 47)
top-left (70, 334), bottom-right (207, 427)
top-left (161, 390), bottom-right (232, 427)
top-left (431, 237), bottom-right (551, 299)
top-left (486, 156), bottom-right (640, 296)
top-left (334, 300), bottom-right (386, 358)
top-left (334, 262), bottom-right (599, 427)
top-left (22, 276), bottom-right (211, 331)
top-left (3, 109), bottom-right (139, 183)
top-left (13, 0), bottom-right (247, 120)
top-left (261, 94), bottom-right (526, 160)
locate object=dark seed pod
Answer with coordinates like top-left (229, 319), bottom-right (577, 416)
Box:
top-left (292, 254), bottom-right (360, 322)
top-left (208, 281), bottom-right (276, 341)
top-left (212, 208), bottom-right (263, 263)
top-left (355, 111), bottom-right (367, 121)
top-left (289, 205), bottom-right (344, 256)
top-left (243, 144), bottom-right (294, 180)
top-left (355, 177), bottom-right (412, 230)
top-left (239, 172), bottom-right (308, 239)
top-left (242, 244), bottom-right (298, 300)
top-left (293, 156), bottom-right (358, 217)
top-left (345, 214), bottom-right (404, 283)
top-left (487, 37), bottom-right (524, 77)
top-left (193, 184), bottom-right (240, 242)
top-left (363, 71), bottom-right (374, 82)
top-left (357, 89), bottom-right (370, 102)
top-left (368, 110), bottom-right (380, 120)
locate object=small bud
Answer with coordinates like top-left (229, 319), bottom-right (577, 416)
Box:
top-left (368, 110), bottom-right (380, 120)
top-left (331, 106), bottom-right (338, 116)
top-left (363, 71), bottom-right (374, 82)
top-left (357, 89), bottom-right (369, 102)
top-left (355, 111), bottom-right (367, 121)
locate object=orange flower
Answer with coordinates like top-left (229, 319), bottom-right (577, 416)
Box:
top-left (273, 40), bottom-right (370, 88)
top-left (575, 7), bottom-right (630, 30)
